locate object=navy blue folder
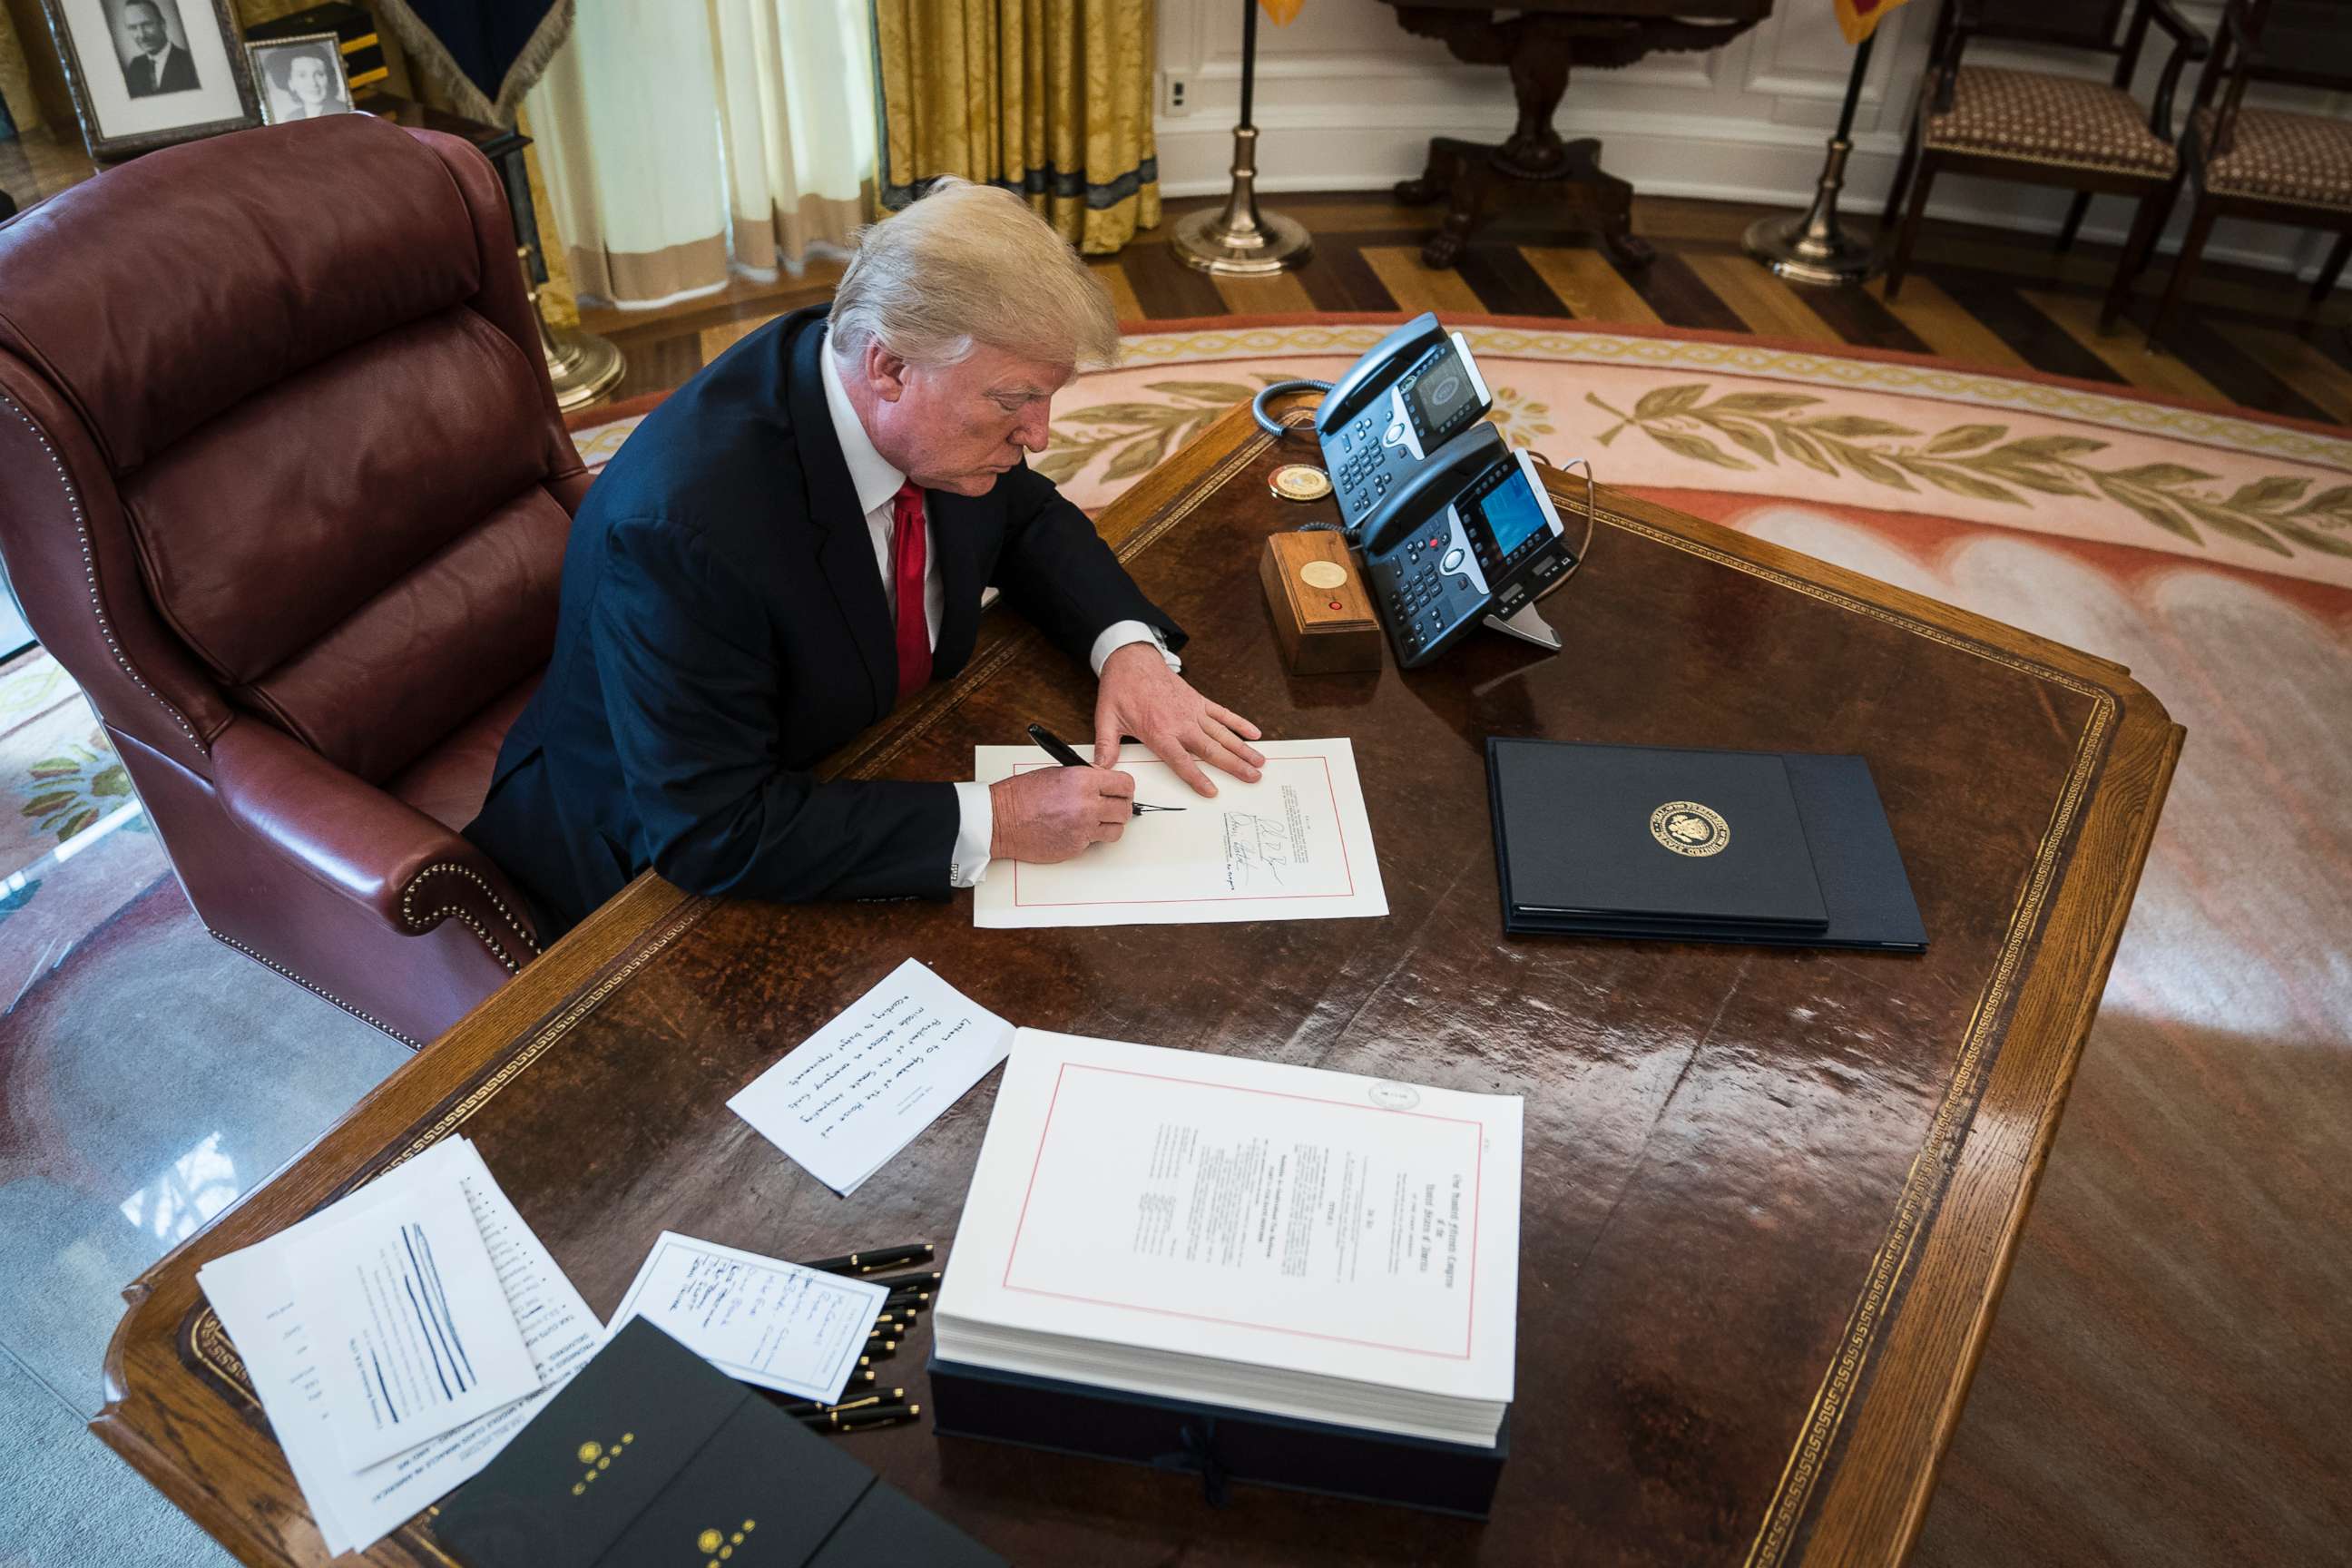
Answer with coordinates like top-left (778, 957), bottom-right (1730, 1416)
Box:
top-left (1487, 739), bottom-right (1927, 952)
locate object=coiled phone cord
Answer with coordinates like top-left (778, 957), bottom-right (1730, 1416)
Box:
top-left (1250, 379), bottom-right (1333, 440)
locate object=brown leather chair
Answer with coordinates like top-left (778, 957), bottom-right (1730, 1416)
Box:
top-left (0, 114), bottom-right (587, 1047)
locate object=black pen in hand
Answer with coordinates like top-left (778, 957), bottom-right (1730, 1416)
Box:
top-left (1025, 723), bottom-right (1186, 815)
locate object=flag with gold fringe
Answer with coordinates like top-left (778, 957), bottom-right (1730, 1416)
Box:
top-left (1834, 0), bottom-right (1916, 44)
top-left (1259, 0), bottom-right (1305, 22)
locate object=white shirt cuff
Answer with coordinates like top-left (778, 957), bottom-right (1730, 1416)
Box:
top-left (950, 779), bottom-right (994, 887)
top-left (1089, 620), bottom-right (1181, 677)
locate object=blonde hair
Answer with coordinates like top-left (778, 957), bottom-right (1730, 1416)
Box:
top-left (828, 178), bottom-right (1121, 371)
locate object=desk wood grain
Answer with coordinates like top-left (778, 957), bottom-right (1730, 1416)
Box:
top-left (94, 399), bottom-right (2180, 1567)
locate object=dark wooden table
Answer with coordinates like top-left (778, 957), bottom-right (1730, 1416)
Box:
top-left (94, 398), bottom-right (2180, 1567)
top-left (1379, 0), bottom-right (1776, 267)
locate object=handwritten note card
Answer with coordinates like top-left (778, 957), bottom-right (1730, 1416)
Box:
top-left (604, 1233), bottom-right (887, 1404)
top-left (727, 957), bottom-right (1014, 1195)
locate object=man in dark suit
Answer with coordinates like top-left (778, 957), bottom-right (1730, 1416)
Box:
top-left (469, 180), bottom-right (1264, 938)
top-left (120, 0), bottom-right (197, 96)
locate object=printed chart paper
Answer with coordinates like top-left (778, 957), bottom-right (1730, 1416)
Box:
top-left (197, 1140), bottom-right (602, 1554)
top-left (604, 1232), bottom-right (887, 1405)
top-left (297, 1172), bottom-right (542, 1470)
top-left (729, 957), bottom-right (1014, 1194)
top-left (972, 739), bottom-right (1388, 928)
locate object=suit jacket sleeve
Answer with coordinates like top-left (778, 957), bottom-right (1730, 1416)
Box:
top-left (988, 464), bottom-right (1187, 667)
top-left (593, 515), bottom-right (960, 902)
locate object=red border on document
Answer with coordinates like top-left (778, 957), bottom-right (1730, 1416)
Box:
top-left (1009, 754), bottom-right (1359, 908)
top-left (999, 1063), bottom-right (1485, 1360)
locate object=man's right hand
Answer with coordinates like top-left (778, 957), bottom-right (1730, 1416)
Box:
top-left (989, 766), bottom-right (1133, 863)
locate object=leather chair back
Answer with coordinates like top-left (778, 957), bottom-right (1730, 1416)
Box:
top-left (0, 114), bottom-right (586, 1044)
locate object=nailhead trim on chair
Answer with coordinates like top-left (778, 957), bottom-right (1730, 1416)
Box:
top-left (208, 927), bottom-right (424, 1047)
top-left (0, 389), bottom-right (207, 754)
top-left (398, 863), bottom-right (538, 973)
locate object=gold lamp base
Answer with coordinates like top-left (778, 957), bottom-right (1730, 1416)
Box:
top-left (538, 318), bottom-right (626, 413)
top-left (520, 243), bottom-right (625, 412)
top-left (1171, 126), bottom-right (1313, 277)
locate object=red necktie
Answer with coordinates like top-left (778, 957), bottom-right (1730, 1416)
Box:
top-left (889, 480), bottom-right (932, 699)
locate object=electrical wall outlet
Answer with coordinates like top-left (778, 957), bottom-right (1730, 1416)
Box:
top-left (1165, 76), bottom-right (1188, 112)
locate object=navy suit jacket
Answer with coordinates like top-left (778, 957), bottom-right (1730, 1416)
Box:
top-left (466, 305), bottom-right (1184, 937)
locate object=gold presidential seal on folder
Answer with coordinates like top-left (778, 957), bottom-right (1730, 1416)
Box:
top-left (1651, 800), bottom-right (1730, 858)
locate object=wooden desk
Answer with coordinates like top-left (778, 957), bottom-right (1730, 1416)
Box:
top-left (94, 400), bottom-right (2180, 1567)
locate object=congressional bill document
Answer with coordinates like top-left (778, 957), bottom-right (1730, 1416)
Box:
top-left (935, 1030), bottom-right (1522, 1446)
top-left (970, 739), bottom-right (1388, 928)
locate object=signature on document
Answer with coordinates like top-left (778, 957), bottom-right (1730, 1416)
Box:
top-left (1221, 785), bottom-right (1310, 891)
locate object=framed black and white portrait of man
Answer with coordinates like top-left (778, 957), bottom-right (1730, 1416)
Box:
top-left (247, 33), bottom-right (354, 126)
top-left (36, 0), bottom-right (257, 161)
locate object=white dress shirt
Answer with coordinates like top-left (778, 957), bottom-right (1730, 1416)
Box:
top-left (818, 340), bottom-right (1177, 887)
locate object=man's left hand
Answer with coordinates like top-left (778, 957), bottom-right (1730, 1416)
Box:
top-left (1093, 642), bottom-right (1265, 797)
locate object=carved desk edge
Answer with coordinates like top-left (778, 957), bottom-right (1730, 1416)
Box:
top-left (93, 398), bottom-right (2180, 1568)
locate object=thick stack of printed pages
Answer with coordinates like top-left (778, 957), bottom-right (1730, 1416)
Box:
top-left (935, 1029), bottom-right (1523, 1447)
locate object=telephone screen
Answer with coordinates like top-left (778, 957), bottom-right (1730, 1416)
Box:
top-left (1482, 470), bottom-right (1552, 557)
top-left (1407, 353), bottom-right (1475, 430)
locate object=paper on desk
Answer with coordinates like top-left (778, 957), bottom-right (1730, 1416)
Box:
top-left (605, 1232), bottom-right (887, 1405)
top-left (729, 957), bottom-right (1014, 1195)
top-left (972, 739), bottom-right (1389, 928)
top-left (296, 1171), bottom-right (542, 1471)
top-left (197, 1139), bottom-right (601, 1556)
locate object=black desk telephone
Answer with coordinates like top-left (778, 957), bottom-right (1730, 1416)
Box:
top-left (1252, 313), bottom-right (1591, 669)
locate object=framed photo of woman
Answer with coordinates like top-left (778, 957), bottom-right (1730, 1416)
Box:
top-left (35, 0), bottom-right (258, 161)
top-left (246, 33), bottom-right (355, 125)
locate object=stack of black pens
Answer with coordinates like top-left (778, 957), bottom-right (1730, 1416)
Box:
top-left (780, 1241), bottom-right (939, 1435)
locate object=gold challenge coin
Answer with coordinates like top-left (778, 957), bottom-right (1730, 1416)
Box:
top-left (1269, 464), bottom-right (1333, 502)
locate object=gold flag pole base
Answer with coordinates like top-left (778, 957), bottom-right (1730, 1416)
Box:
top-left (1741, 135), bottom-right (1881, 288)
top-left (521, 246), bottom-right (625, 413)
top-left (1172, 125), bottom-right (1314, 278)
top-left (1740, 32), bottom-right (1882, 289)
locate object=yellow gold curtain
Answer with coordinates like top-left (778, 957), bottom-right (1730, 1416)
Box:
top-left (873, 0), bottom-right (1159, 256)
top-left (0, 0), bottom-right (36, 135)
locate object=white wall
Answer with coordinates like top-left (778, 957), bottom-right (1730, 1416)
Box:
top-left (1154, 0), bottom-right (2347, 284)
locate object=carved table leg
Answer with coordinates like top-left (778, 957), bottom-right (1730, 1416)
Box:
top-left (1396, 141), bottom-right (1450, 205)
top-left (1424, 159), bottom-right (1491, 268)
top-left (1563, 139), bottom-right (1652, 270)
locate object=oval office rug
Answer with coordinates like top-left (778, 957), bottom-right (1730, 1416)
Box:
top-left (0, 315), bottom-right (2343, 1565)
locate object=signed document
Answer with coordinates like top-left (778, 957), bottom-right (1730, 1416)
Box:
top-left (604, 1233), bottom-right (887, 1405)
top-left (729, 957), bottom-right (1014, 1195)
top-left (971, 739), bottom-right (1388, 928)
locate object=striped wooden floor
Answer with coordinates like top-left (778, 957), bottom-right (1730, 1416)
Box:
top-left (581, 191), bottom-right (2352, 426)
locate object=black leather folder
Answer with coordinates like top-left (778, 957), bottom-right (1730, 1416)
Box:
top-left (1487, 739), bottom-right (1926, 952)
top-left (429, 1318), bottom-right (1003, 1568)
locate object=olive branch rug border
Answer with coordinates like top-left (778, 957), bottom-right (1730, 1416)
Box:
top-left (1107, 321), bottom-right (2352, 473)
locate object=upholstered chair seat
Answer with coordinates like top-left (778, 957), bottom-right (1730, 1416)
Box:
top-left (1926, 66), bottom-right (2180, 177)
top-left (1881, 0), bottom-right (2207, 336)
top-left (0, 115), bottom-right (588, 1046)
top-left (2192, 104), bottom-right (2352, 209)
top-left (2148, 0), bottom-right (2352, 351)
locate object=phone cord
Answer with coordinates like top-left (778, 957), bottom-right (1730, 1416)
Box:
top-left (1250, 379), bottom-right (1333, 438)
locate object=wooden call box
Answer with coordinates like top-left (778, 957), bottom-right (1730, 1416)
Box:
top-left (1260, 530), bottom-right (1383, 674)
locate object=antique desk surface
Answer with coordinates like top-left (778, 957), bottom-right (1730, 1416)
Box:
top-left (96, 400), bottom-right (2180, 1568)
